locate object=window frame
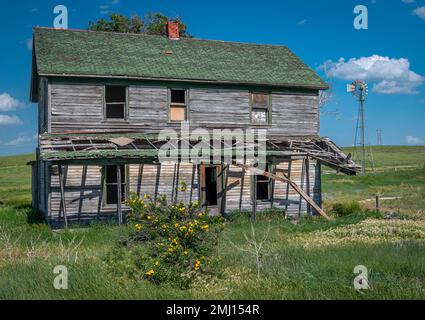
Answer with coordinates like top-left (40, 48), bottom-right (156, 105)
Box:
top-left (168, 88), bottom-right (189, 123)
top-left (249, 92), bottom-right (272, 125)
top-left (103, 85), bottom-right (129, 121)
top-left (253, 163), bottom-right (274, 202)
top-left (102, 165), bottom-right (129, 207)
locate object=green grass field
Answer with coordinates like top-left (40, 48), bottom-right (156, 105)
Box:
top-left (0, 147), bottom-right (425, 300)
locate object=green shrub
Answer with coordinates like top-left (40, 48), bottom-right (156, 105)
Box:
top-left (114, 191), bottom-right (225, 289)
top-left (330, 202), bottom-right (362, 217)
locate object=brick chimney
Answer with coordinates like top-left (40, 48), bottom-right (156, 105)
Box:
top-left (166, 21), bottom-right (180, 40)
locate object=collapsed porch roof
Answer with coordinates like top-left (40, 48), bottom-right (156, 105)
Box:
top-left (38, 133), bottom-right (361, 175)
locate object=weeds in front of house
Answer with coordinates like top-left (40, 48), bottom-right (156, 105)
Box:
top-left (107, 189), bottom-right (225, 289)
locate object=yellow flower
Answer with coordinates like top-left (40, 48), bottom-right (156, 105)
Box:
top-left (194, 260), bottom-right (201, 271)
top-left (174, 223), bottom-right (179, 228)
top-left (202, 224), bottom-right (209, 232)
top-left (183, 250), bottom-right (188, 255)
top-left (147, 215), bottom-right (152, 221)
top-left (198, 213), bottom-right (203, 219)
top-left (154, 261), bottom-right (159, 266)
top-left (143, 194), bottom-right (149, 199)
top-left (179, 225), bottom-right (187, 232)
top-left (135, 223), bottom-right (142, 231)
top-left (145, 269), bottom-right (155, 277)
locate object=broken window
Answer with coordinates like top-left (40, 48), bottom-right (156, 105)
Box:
top-left (256, 164), bottom-right (271, 201)
top-left (104, 165), bottom-right (126, 205)
top-left (169, 89), bottom-right (188, 122)
top-left (251, 93), bottom-right (270, 124)
top-left (105, 86), bottom-right (126, 119)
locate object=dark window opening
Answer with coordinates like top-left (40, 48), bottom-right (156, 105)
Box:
top-left (105, 165), bottom-right (126, 205)
top-left (105, 86), bottom-right (126, 119)
top-left (256, 164), bottom-right (271, 201)
top-left (205, 167), bottom-right (218, 206)
top-left (170, 89), bottom-right (188, 122)
top-left (171, 89), bottom-right (186, 104)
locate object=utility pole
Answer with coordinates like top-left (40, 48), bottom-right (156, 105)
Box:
top-left (376, 128), bottom-right (382, 146)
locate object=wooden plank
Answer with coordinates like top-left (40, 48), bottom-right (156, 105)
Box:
top-left (235, 162), bottom-right (330, 220)
top-left (117, 165), bottom-right (123, 225)
top-left (58, 165), bottom-right (69, 229)
top-left (252, 174), bottom-right (257, 222)
top-left (305, 157), bottom-right (311, 215)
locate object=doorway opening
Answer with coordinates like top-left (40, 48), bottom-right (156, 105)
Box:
top-left (204, 166), bottom-right (218, 206)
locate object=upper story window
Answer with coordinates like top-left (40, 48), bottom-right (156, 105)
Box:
top-left (169, 89), bottom-right (188, 122)
top-left (105, 85), bottom-right (127, 119)
top-left (250, 92), bottom-right (271, 125)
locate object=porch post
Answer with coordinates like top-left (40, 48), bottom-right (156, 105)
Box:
top-left (117, 165), bottom-right (123, 225)
top-left (252, 175), bottom-right (257, 222)
top-left (58, 164), bottom-right (68, 229)
top-left (305, 157), bottom-right (311, 216)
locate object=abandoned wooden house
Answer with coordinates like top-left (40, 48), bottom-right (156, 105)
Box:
top-left (29, 23), bottom-right (360, 228)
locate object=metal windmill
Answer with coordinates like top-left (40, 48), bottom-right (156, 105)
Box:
top-left (347, 80), bottom-right (375, 174)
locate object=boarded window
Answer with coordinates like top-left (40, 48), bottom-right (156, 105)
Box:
top-left (170, 89), bottom-right (188, 122)
top-left (105, 86), bottom-right (126, 119)
top-left (251, 93), bottom-right (270, 124)
top-left (105, 165), bottom-right (126, 205)
top-left (256, 164), bottom-right (271, 201)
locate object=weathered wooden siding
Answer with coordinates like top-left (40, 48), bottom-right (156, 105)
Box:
top-left (50, 165), bottom-right (104, 218)
top-left (48, 82), bottom-right (319, 137)
top-left (224, 159), bottom-right (320, 217)
top-left (189, 89), bottom-right (250, 128)
top-left (38, 77), bottom-right (48, 133)
top-left (48, 162), bottom-right (200, 219)
top-left (50, 84), bottom-right (104, 132)
top-left (269, 94), bottom-right (319, 136)
top-left (128, 162), bottom-right (199, 204)
top-left (47, 159), bottom-right (319, 220)
top-left (224, 165), bottom-right (252, 211)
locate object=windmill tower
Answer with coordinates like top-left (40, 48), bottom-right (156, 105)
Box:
top-left (347, 80), bottom-right (375, 175)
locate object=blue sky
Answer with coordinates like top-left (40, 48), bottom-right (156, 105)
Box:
top-left (0, 0), bottom-right (424, 155)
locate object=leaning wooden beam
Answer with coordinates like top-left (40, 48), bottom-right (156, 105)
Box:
top-left (58, 165), bottom-right (69, 229)
top-left (117, 165), bottom-right (123, 225)
top-left (235, 162), bottom-right (331, 220)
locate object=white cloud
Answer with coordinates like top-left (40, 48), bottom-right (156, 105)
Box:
top-left (0, 93), bottom-right (23, 111)
top-left (297, 19), bottom-right (307, 26)
top-left (406, 135), bottom-right (424, 145)
top-left (324, 55), bottom-right (425, 94)
top-left (413, 6), bottom-right (425, 20)
top-left (5, 136), bottom-right (31, 146)
top-left (0, 115), bottom-right (23, 125)
top-left (402, 0), bottom-right (415, 4)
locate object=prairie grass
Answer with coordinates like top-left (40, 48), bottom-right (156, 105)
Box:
top-left (0, 147), bottom-right (424, 299)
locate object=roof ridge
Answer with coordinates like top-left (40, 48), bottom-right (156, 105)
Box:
top-left (33, 27), bottom-right (290, 49)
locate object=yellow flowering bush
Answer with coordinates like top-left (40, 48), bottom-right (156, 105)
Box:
top-left (123, 192), bottom-right (225, 288)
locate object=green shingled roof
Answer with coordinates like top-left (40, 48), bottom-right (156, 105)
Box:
top-left (33, 27), bottom-right (328, 89)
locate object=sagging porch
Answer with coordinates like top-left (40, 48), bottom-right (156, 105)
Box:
top-left (31, 133), bottom-right (360, 228)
